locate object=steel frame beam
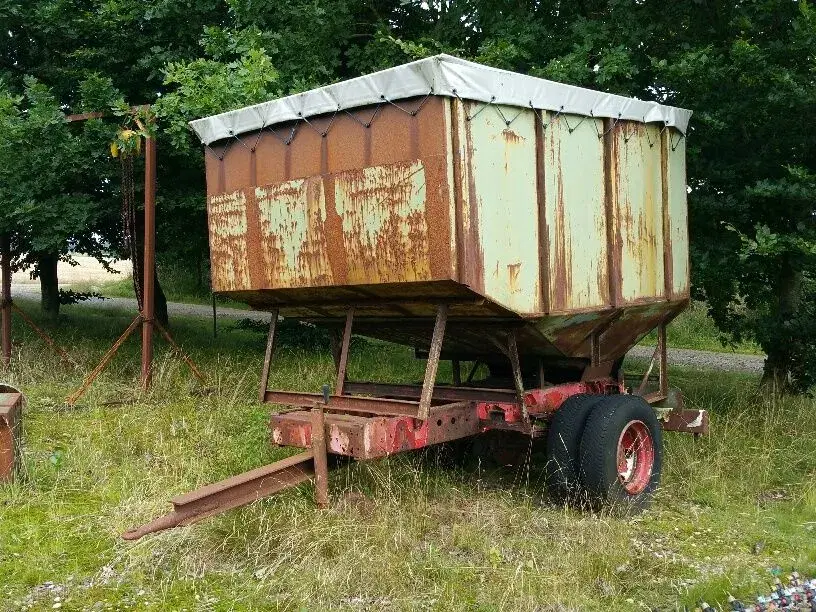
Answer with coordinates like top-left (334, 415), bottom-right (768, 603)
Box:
top-left (259, 310), bottom-right (279, 403)
top-left (342, 381), bottom-right (517, 403)
top-left (418, 305), bottom-right (448, 420)
top-left (122, 449), bottom-right (317, 540)
top-left (335, 309), bottom-right (354, 395)
top-left (265, 390), bottom-right (421, 417)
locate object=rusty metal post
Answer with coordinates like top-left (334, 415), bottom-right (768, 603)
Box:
top-left (466, 360), bottom-right (481, 384)
top-left (311, 406), bottom-right (329, 508)
top-left (141, 133), bottom-right (157, 389)
top-left (507, 331), bottom-right (528, 420)
top-left (1, 234), bottom-right (11, 368)
top-left (590, 330), bottom-right (601, 368)
top-left (66, 314), bottom-right (142, 406)
top-left (418, 304), bottom-right (448, 420)
top-left (452, 359), bottom-right (461, 386)
top-left (11, 303), bottom-right (75, 366)
top-left (258, 310), bottom-right (279, 403)
top-left (153, 319), bottom-right (207, 384)
top-left (658, 320), bottom-right (668, 397)
top-left (335, 308), bottom-right (354, 395)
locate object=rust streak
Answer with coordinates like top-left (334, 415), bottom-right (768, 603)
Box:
top-left (534, 111), bottom-right (550, 313)
top-left (322, 174), bottom-right (348, 285)
top-left (462, 101), bottom-right (485, 294)
top-left (604, 119), bottom-right (622, 306)
top-left (422, 156), bottom-right (453, 280)
top-left (661, 128), bottom-right (673, 298)
top-left (450, 102), bottom-right (466, 284)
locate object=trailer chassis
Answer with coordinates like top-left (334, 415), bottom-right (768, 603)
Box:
top-left (124, 305), bottom-right (707, 540)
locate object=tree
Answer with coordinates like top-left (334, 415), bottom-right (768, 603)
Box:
top-left (0, 0), bottom-right (229, 319)
top-left (1, 0), bottom-right (813, 389)
top-left (653, 1), bottom-right (816, 392)
top-left (0, 77), bottom-right (120, 318)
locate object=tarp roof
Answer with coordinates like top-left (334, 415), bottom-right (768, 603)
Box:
top-left (189, 54), bottom-right (692, 146)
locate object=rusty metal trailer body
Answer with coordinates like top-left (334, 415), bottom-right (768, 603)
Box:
top-left (125, 55), bottom-right (706, 540)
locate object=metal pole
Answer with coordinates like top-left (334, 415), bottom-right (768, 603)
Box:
top-left (211, 293), bottom-right (217, 338)
top-left (418, 304), bottom-right (448, 420)
top-left (141, 134), bottom-right (157, 389)
top-left (1, 234), bottom-right (11, 367)
top-left (658, 321), bottom-right (668, 397)
top-left (335, 308), bottom-right (354, 395)
top-left (258, 310), bottom-right (279, 403)
top-left (452, 359), bottom-right (461, 386)
top-left (311, 406), bottom-right (329, 508)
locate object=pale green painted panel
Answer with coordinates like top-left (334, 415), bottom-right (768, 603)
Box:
top-left (336, 160), bottom-right (432, 284)
top-left (666, 132), bottom-right (689, 296)
top-left (614, 123), bottom-right (664, 302)
top-left (544, 114), bottom-right (609, 312)
top-left (466, 103), bottom-right (540, 314)
top-left (256, 177), bottom-right (334, 288)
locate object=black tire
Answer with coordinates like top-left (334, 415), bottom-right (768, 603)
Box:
top-left (579, 395), bottom-right (663, 514)
top-left (544, 394), bottom-right (607, 500)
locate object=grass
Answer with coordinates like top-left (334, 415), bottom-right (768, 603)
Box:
top-left (1, 301), bottom-right (812, 611)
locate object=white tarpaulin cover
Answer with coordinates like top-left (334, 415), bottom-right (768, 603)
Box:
top-left (189, 54), bottom-right (692, 145)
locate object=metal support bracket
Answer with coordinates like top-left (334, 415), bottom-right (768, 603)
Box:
top-left (335, 309), bottom-right (354, 395)
top-left (637, 319), bottom-right (668, 399)
top-left (506, 331), bottom-right (528, 421)
top-left (311, 406), bottom-right (329, 507)
top-left (418, 304), bottom-right (448, 420)
top-left (259, 310), bottom-right (279, 403)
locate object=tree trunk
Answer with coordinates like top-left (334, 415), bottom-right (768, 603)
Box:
top-left (760, 259), bottom-right (803, 393)
top-left (38, 252), bottom-right (60, 320)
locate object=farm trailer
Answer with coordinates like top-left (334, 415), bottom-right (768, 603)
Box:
top-left (124, 55), bottom-right (707, 540)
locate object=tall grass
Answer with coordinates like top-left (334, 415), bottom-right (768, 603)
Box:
top-left (0, 301), bottom-right (812, 611)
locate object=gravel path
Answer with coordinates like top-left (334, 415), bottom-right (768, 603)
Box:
top-left (627, 344), bottom-right (763, 374)
top-left (11, 286), bottom-right (764, 374)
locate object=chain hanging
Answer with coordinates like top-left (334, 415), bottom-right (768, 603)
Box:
top-left (120, 155), bottom-right (143, 310)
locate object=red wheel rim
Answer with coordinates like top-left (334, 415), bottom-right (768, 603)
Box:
top-left (616, 420), bottom-right (654, 495)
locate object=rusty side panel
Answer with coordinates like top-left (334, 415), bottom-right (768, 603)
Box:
top-left (207, 97), bottom-right (455, 294)
top-left (611, 122), bottom-right (665, 303)
top-left (664, 129), bottom-right (690, 298)
top-left (543, 114), bottom-right (609, 313)
top-left (463, 102), bottom-right (541, 315)
top-left (256, 177), bottom-right (335, 288)
top-left (451, 99), bottom-right (484, 293)
top-left (337, 161), bottom-right (432, 284)
top-left (208, 191), bottom-right (251, 292)
top-left (203, 96), bottom-right (691, 364)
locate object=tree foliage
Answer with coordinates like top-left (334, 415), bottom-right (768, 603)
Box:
top-left (0, 0), bottom-right (813, 389)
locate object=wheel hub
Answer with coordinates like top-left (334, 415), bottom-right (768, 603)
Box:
top-left (616, 420), bottom-right (654, 495)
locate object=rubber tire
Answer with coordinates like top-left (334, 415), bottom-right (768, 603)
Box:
top-left (579, 395), bottom-right (663, 514)
top-left (544, 394), bottom-right (607, 500)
